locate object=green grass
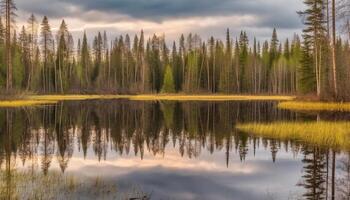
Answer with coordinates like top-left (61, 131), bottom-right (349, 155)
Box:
top-left (278, 101), bottom-right (350, 112)
top-left (236, 121), bottom-right (350, 149)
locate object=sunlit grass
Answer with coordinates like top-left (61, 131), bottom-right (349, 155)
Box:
top-left (0, 100), bottom-right (58, 107)
top-left (278, 101), bottom-right (350, 112)
top-left (28, 95), bottom-right (129, 101)
top-left (0, 94), bottom-right (294, 108)
top-left (128, 94), bottom-right (295, 101)
top-left (28, 94), bottom-right (295, 102)
top-left (236, 121), bottom-right (350, 149)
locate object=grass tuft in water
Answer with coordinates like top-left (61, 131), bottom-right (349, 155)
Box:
top-left (278, 101), bottom-right (350, 112)
top-left (236, 121), bottom-right (350, 149)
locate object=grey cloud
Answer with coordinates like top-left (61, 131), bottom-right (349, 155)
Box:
top-left (16, 0), bottom-right (304, 29)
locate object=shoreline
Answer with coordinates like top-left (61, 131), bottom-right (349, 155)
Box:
top-left (0, 94), bottom-right (295, 107)
top-left (1, 94), bottom-right (350, 111)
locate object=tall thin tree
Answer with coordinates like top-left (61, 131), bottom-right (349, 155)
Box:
top-left (331, 0), bottom-right (338, 97)
top-left (1, 0), bottom-right (16, 91)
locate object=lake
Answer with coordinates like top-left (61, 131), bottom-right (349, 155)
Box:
top-left (0, 100), bottom-right (349, 200)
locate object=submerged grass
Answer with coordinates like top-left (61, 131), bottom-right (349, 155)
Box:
top-left (236, 121), bottom-right (350, 149)
top-left (0, 170), bottom-right (148, 200)
top-left (28, 94), bottom-right (295, 102)
top-left (0, 100), bottom-right (58, 108)
top-left (278, 101), bottom-right (350, 112)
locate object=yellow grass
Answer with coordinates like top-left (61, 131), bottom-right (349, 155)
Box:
top-left (236, 121), bottom-right (350, 149)
top-left (28, 95), bottom-right (128, 101)
top-left (0, 94), bottom-right (295, 107)
top-left (0, 100), bottom-right (58, 107)
top-left (278, 101), bottom-right (350, 112)
top-left (127, 94), bottom-right (295, 101)
top-left (28, 94), bottom-right (295, 102)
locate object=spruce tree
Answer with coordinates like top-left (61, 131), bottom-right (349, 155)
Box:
top-left (40, 16), bottom-right (53, 92)
top-left (161, 65), bottom-right (175, 93)
top-left (298, 0), bottom-right (326, 96)
top-left (81, 31), bottom-right (90, 87)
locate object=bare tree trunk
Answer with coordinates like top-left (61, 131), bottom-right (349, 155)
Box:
top-left (332, 0), bottom-right (338, 98)
top-left (5, 0), bottom-right (12, 92)
top-left (206, 56), bottom-right (210, 92)
top-left (331, 150), bottom-right (336, 200)
top-left (327, 0), bottom-right (330, 38)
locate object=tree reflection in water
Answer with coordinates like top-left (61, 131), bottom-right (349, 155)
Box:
top-left (0, 100), bottom-right (348, 199)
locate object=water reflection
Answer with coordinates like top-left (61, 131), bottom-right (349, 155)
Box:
top-left (0, 100), bottom-right (349, 199)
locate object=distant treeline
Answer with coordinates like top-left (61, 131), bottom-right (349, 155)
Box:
top-left (0, 0), bottom-right (350, 100)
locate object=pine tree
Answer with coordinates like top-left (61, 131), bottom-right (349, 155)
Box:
top-left (81, 31), bottom-right (90, 88)
top-left (40, 16), bottom-right (53, 92)
top-left (161, 65), bottom-right (175, 93)
top-left (298, 0), bottom-right (327, 96)
top-left (1, 0), bottom-right (17, 91)
top-left (239, 31), bottom-right (248, 92)
top-left (27, 13), bottom-right (38, 90)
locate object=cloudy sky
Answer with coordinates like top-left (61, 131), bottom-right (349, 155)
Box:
top-left (15, 0), bottom-right (305, 43)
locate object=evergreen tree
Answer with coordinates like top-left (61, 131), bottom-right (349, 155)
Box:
top-left (1, 0), bottom-right (17, 91)
top-left (27, 14), bottom-right (38, 90)
top-left (298, 0), bottom-right (327, 96)
top-left (81, 31), bottom-right (90, 88)
top-left (161, 65), bottom-right (175, 93)
top-left (40, 16), bottom-right (53, 92)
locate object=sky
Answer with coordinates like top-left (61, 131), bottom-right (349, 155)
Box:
top-left (15, 0), bottom-right (305, 44)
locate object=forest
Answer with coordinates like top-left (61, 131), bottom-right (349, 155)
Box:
top-left (0, 0), bottom-right (349, 101)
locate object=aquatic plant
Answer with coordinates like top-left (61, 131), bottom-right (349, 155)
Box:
top-left (0, 170), bottom-right (148, 200)
top-left (278, 101), bottom-right (350, 112)
top-left (237, 121), bottom-right (350, 149)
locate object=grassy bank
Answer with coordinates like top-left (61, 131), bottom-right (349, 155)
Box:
top-left (278, 101), bottom-right (350, 112)
top-left (236, 121), bottom-right (350, 149)
top-left (28, 94), bottom-right (295, 102)
top-left (0, 94), bottom-right (295, 107)
top-left (28, 94), bottom-right (128, 101)
top-left (0, 100), bottom-right (58, 108)
top-left (127, 94), bottom-right (295, 101)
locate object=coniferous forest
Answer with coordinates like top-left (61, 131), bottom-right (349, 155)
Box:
top-left (0, 0), bottom-right (350, 101)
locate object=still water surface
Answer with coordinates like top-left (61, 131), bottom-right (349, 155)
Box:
top-left (1, 100), bottom-right (350, 200)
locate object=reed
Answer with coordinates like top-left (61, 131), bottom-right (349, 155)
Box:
top-left (0, 100), bottom-right (58, 107)
top-left (278, 101), bottom-right (350, 112)
top-left (236, 121), bottom-right (350, 149)
top-left (28, 94), bottom-right (295, 102)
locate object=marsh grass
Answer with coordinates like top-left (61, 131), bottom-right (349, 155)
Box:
top-left (236, 121), bottom-right (350, 149)
top-left (28, 94), bottom-right (128, 101)
top-left (0, 170), bottom-right (148, 200)
top-left (0, 94), bottom-right (294, 107)
top-left (278, 101), bottom-right (350, 112)
top-left (0, 100), bottom-right (58, 107)
top-left (28, 94), bottom-right (295, 102)
top-left (127, 94), bottom-right (295, 101)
